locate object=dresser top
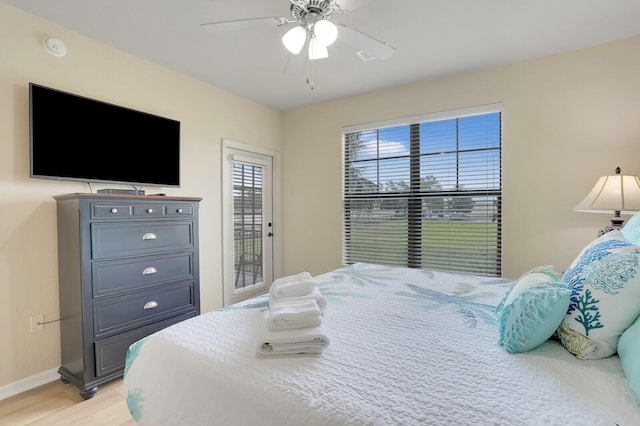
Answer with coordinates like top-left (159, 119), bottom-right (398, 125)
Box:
top-left (53, 193), bottom-right (202, 202)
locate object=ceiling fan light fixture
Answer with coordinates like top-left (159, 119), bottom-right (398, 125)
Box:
top-left (308, 37), bottom-right (328, 60)
top-left (282, 25), bottom-right (307, 54)
top-left (313, 19), bottom-right (338, 46)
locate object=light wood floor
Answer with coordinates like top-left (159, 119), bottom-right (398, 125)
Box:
top-left (0, 378), bottom-right (135, 426)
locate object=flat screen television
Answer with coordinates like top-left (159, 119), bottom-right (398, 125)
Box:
top-left (29, 83), bottom-right (180, 187)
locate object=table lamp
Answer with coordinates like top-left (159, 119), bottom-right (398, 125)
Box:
top-left (575, 167), bottom-right (640, 236)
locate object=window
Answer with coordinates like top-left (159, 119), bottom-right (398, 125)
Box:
top-left (233, 162), bottom-right (264, 289)
top-left (343, 105), bottom-right (502, 276)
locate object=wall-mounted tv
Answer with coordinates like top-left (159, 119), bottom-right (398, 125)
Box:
top-left (29, 83), bottom-right (180, 187)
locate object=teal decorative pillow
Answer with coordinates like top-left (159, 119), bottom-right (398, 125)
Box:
top-left (622, 211), bottom-right (640, 244)
top-left (618, 314), bottom-right (640, 402)
top-left (497, 265), bottom-right (570, 354)
top-left (557, 230), bottom-right (640, 359)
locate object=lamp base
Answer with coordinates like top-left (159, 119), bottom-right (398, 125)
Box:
top-left (597, 217), bottom-right (625, 237)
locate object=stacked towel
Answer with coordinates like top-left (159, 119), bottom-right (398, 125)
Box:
top-left (269, 272), bottom-right (317, 298)
top-left (270, 287), bottom-right (328, 316)
top-left (268, 272), bottom-right (328, 316)
top-left (269, 299), bottom-right (321, 330)
top-left (257, 271), bottom-right (330, 357)
top-left (257, 312), bottom-right (330, 357)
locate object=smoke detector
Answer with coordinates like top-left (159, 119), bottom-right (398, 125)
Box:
top-left (42, 36), bottom-right (67, 57)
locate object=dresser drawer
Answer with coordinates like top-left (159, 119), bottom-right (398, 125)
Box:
top-left (133, 203), bottom-right (165, 217)
top-left (94, 311), bottom-right (196, 378)
top-left (92, 252), bottom-right (195, 298)
top-left (91, 222), bottom-right (194, 259)
top-left (91, 202), bottom-right (134, 219)
top-left (165, 203), bottom-right (195, 217)
top-left (93, 282), bottom-right (195, 338)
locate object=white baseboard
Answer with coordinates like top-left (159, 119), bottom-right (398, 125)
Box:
top-left (0, 368), bottom-right (59, 400)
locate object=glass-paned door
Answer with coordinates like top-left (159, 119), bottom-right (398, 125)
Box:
top-left (223, 146), bottom-right (274, 306)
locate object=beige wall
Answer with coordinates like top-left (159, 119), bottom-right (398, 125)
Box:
top-left (0, 3), bottom-right (281, 389)
top-left (281, 35), bottom-right (640, 279)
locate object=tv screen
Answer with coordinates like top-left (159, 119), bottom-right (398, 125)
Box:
top-left (29, 83), bottom-right (180, 187)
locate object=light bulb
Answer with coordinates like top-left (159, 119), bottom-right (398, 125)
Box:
top-left (308, 37), bottom-right (328, 60)
top-left (282, 26), bottom-right (307, 54)
top-left (313, 20), bottom-right (338, 46)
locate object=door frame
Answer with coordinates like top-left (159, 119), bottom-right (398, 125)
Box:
top-left (221, 138), bottom-right (282, 306)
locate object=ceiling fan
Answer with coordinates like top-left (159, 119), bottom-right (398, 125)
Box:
top-left (200, 0), bottom-right (395, 85)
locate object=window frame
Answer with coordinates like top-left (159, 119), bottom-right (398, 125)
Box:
top-left (342, 104), bottom-right (502, 276)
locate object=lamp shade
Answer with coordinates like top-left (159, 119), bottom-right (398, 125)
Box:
top-left (575, 172), bottom-right (640, 214)
top-left (282, 26), bottom-right (307, 54)
top-left (308, 37), bottom-right (328, 60)
top-left (313, 20), bottom-right (338, 46)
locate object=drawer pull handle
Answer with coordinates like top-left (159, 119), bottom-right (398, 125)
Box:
top-left (177, 208), bottom-right (183, 214)
top-left (143, 267), bottom-right (157, 275)
top-left (111, 208), bottom-right (118, 214)
top-left (143, 301), bottom-right (159, 310)
top-left (147, 208), bottom-right (153, 214)
top-left (142, 233), bottom-right (157, 240)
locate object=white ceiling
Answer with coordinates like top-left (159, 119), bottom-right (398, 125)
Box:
top-left (4, 0), bottom-right (640, 111)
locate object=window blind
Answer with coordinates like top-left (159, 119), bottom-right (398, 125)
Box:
top-left (233, 162), bottom-right (263, 289)
top-left (343, 108), bottom-right (502, 276)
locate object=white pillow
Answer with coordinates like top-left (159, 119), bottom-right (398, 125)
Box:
top-left (557, 230), bottom-right (640, 359)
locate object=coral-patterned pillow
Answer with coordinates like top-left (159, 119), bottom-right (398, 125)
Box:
top-left (557, 230), bottom-right (640, 359)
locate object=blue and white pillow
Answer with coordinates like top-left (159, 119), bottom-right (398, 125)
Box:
top-left (557, 230), bottom-right (640, 359)
top-left (496, 265), bottom-right (570, 354)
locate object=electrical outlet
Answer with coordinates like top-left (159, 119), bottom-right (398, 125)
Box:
top-left (30, 314), bottom-right (44, 332)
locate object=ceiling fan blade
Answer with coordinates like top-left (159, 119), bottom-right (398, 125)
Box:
top-left (336, 24), bottom-right (396, 61)
top-left (200, 17), bottom-right (287, 33)
top-left (334, 0), bottom-right (377, 13)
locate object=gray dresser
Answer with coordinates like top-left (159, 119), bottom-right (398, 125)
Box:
top-left (54, 193), bottom-right (201, 399)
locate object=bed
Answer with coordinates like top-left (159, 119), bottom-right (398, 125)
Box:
top-left (123, 262), bottom-right (640, 425)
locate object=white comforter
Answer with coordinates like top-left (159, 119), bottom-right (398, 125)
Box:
top-left (124, 263), bottom-right (640, 425)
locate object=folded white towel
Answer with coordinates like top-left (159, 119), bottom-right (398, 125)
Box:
top-left (269, 287), bottom-right (328, 315)
top-left (269, 299), bottom-right (322, 330)
top-left (257, 313), bottom-right (330, 357)
top-left (269, 272), bottom-right (317, 299)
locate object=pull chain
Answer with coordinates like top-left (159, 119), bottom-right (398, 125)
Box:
top-left (306, 57), bottom-right (315, 90)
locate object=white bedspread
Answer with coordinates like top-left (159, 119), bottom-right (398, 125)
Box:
top-left (124, 263), bottom-right (640, 425)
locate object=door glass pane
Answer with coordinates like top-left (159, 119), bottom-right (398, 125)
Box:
top-left (233, 162), bottom-right (263, 289)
